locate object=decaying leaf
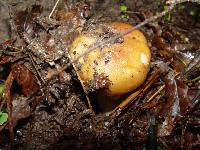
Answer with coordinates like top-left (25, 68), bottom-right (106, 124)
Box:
top-left (158, 73), bottom-right (179, 137)
top-left (11, 96), bottom-right (31, 126)
top-left (14, 5), bottom-right (42, 37)
top-left (11, 64), bottom-right (39, 97)
top-left (157, 73), bottom-right (193, 137)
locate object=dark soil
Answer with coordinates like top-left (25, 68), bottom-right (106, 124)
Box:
top-left (0, 0), bottom-right (199, 149)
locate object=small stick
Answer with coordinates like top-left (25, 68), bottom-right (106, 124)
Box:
top-left (47, 3), bottom-right (175, 80)
top-left (111, 69), bottom-right (161, 114)
top-left (167, 0), bottom-right (200, 5)
top-left (49, 0), bottom-right (60, 19)
top-left (141, 86), bottom-right (165, 109)
top-left (146, 85), bottom-right (165, 103)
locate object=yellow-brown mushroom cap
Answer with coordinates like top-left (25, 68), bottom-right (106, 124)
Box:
top-left (69, 22), bottom-right (151, 96)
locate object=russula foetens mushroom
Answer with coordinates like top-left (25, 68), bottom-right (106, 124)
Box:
top-left (69, 22), bottom-right (151, 96)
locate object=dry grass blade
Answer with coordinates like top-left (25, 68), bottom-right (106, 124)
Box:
top-left (49, 0), bottom-right (60, 19)
top-left (146, 85), bottom-right (165, 103)
top-left (141, 85), bottom-right (165, 109)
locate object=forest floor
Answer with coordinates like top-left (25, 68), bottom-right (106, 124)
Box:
top-left (0, 0), bottom-right (199, 149)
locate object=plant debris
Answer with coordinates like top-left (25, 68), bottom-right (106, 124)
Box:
top-left (0, 0), bottom-right (199, 149)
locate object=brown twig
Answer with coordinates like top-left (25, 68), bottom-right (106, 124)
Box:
top-left (166, 0), bottom-right (200, 5)
top-left (146, 85), bottom-right (165, 103)
top-left (47, 0), bottom-right (189, 80)
top-left (49, 0), bottom-right (61, 19)
top-left (111, 68), bottom-right (161, 115)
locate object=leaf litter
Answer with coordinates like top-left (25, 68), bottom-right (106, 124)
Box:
top-left (0, 0), bottom-right (199, 149)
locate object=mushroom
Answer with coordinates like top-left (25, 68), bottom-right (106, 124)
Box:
top-left (69, 22), bottom-right (151, 96)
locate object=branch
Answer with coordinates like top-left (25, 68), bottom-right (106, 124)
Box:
top-left (166, 0), bottom-right (200, 5)
top-left (49, 0), bottom-right (60, 19)
top-left (49, 0), bottom-right (199, 80)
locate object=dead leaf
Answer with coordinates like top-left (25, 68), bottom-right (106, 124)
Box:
top-left (158, 73), bottom-right (180, 137)
top-left (11, 64), bottom-right (39, 96)
top-left (11, 96), bottom-right (31, 126)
